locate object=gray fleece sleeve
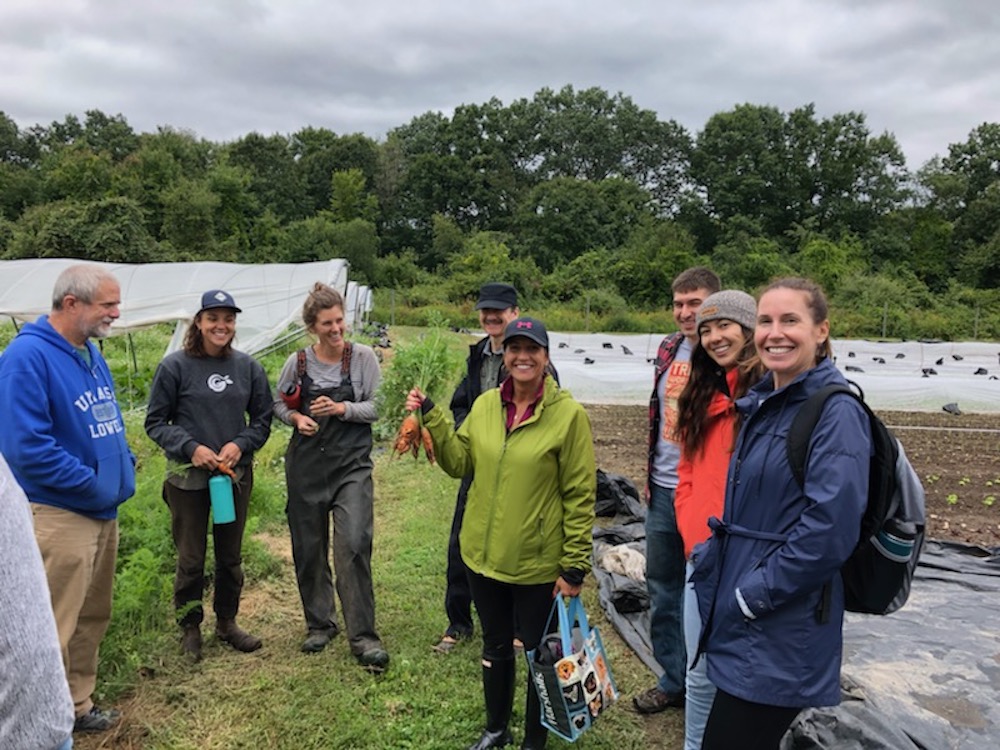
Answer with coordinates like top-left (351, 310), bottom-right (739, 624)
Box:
top-left (341, 344), bottom-right (380, 423)
top-left (272, 353), bottom-right (299, 425)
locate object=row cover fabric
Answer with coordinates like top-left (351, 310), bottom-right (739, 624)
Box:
top-left (0, 258), bottom-right (365, 356)
top-left (548, 332), bottom-right (1000, 412)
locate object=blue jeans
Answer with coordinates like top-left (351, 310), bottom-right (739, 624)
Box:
top-left (646, 482), bottom-right (686, 695)
top-left (685, 561), bottom-right (715, 750)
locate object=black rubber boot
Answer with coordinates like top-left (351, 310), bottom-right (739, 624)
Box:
top-left (467, 656), bottom-right (515, 750)
top-left (521, 674), bottom-right (548, 750)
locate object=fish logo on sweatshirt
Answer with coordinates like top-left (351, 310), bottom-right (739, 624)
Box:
top-left (207, 373), bottom-right (234, 393)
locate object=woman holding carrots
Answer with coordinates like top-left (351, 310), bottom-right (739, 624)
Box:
top-left (673, 290), bottom-right (764, 750)
top-left (146, 289), bottom-right (273, 661)
top-left (406, 316), bottom-right (596, 750)
top-left (273, 282), bottom-right (388, 670)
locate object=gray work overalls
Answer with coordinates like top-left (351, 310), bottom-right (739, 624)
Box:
top-left (285, 344), bottom-right (383, 655)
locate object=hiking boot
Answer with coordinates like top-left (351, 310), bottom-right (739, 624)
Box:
top-left (633, 686), bottom-right (684, 714)
top-left (73, 705), bottom-right (121, 732)
top-left (357, 647), bottom-right (390, 672)
top-left (301, 628), bottom-right (337, 653)
top-left (181, 625), bottom-right (202, 662)
top-left (215, 618), bottom-right (262, 652)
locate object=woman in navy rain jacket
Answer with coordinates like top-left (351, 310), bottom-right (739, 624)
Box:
top-left (692, 278), bottom-right (871, 750)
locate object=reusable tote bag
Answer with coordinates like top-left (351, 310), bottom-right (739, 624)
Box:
top-left (527, 595), bottom-right (619, 741)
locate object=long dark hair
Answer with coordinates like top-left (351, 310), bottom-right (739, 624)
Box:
top-left (183, 311), bottom-right (235, 358)
top-left (676, 325), bottom-right (764, 460)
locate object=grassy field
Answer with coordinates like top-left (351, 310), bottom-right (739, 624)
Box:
top-left (53, 323), bottom-right (683, 749)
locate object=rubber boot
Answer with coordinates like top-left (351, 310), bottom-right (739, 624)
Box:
top-left (467, 656), bottom-right (515, 750)
top-left (181, 624), bottom-right (202, 662)
top-left (521, 674), bottom-right (548, 750)
top-left (216, 618), bottom-right (262, 652)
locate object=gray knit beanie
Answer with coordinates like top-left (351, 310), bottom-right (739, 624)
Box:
top-left (696, 290), bottom-right (757, 332)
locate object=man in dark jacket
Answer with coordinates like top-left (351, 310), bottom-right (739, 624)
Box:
top-left (433, 282), bottom-right (521, 652)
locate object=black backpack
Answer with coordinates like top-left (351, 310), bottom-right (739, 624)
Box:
top-left (787, 384), bottom-right (926, 615)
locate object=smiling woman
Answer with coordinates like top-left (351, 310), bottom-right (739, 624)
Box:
top-left (144, 289), bottom-right (274, 661)
top-left (272, 282), bottom-right (389, 670)
top-left (405, 315), bottom-right (597, 749)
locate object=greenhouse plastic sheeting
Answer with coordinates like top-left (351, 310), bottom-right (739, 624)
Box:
top-left (0, 258), bottom-right (349, 356)
top-left (345, 281), bottom-right (373, 329)
top-left (592, 538), bottom-right (1000, 749)
top-left (548, 332), bottom-right (1000, 412)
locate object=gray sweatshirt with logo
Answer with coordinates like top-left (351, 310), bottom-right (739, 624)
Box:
top-left (145, 350), bottom-right (273, 483)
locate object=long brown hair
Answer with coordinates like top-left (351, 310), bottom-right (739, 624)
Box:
top-left (183, 311), bottom-right (235, 358)
top-left (761, 277), bottom-right (833, 362)
top-left (676, 325), bottom-right (764, 460)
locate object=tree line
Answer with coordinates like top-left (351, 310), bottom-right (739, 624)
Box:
top-left (2, 85), bottom-right (1000, 339)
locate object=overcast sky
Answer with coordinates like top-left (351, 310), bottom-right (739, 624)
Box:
top-left (3, 0), bottom-right (998, 169)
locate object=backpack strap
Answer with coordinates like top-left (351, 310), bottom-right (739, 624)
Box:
top-left (787, 383), bottom-right (861, 489)
top-left (296, 349), bottom-right (307, 378)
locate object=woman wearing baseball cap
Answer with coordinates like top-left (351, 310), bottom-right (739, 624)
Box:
top-left (145, 290), bottom-right (273, 661)
top-left (406, 316), bottom-right (596, 750)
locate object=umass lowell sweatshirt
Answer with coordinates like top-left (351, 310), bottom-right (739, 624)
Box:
top-left (0, 315), bottom-right (135, 519)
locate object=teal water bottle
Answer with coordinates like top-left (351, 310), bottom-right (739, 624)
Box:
top-left (209, 474), bottom-right (236, 525)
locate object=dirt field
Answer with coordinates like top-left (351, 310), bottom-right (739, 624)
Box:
top-left (585, 404), bottom-right (1000, 549)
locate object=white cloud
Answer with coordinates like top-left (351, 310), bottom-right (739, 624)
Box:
top-left (1, 0), bottom-right (998, 165)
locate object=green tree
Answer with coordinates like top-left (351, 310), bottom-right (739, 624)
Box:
top-left (160, 178), bottom-right (220, 256)
top-left (691, 103), bottom-right (907, 241)
top-left (793, 235), bottom-right (865, 295)
top-left (445, 232), bottom-right (543, 304)
top-left (940, 122), bottom-right (1000, 208)
top-left (278, 215), bottom-right (378, 281)
top-left (515, 177), bottom-right (607, 271)
top-left (608, 221), bottom-right (699, 306)
top-left (80, 110), bottom-right (139, 162)
top-left (330, 168), bottom-right (378, 223)
top-left (7, 197), bottom-right (153, 262)
top-left (41, 144), bottom-right (114, 202)
top-left (292, 128), bottom-right (379, 214)
top-left (225, 132), bottom-right (305, 222)
top-left (0, 163), bottom-right (41, 220)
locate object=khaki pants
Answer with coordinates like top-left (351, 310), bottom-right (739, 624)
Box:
top-left (31, 503), bottom-right (119, 717)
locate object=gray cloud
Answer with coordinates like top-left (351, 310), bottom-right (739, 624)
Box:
top-left (2, 0), bottom-right (998, 165)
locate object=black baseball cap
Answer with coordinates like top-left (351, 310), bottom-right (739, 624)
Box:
top-left (475, 282), bottom-right (518, 311)
top-left (502, 317), bottom-right (549, 349)
top-left (198, 289), bottom-right (242, 314)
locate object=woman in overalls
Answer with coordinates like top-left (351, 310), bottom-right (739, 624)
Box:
top-left (274, 282), bottom-right (388, 670)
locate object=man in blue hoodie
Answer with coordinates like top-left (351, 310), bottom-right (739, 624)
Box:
top-left (0, 264), bottom-right (136, 734)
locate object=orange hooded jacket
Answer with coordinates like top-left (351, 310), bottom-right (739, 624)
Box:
top-left (674, 367), bottom-right (739, 559)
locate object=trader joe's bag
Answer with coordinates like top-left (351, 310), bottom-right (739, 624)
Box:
top-left (526, 596), bottom-right (619, 741)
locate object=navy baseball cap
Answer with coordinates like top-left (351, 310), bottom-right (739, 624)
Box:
top-left (475, 282), bottom-right (518, 311)
top-left (198, 289), bottom-right (242, 314)
top-left (502, 317), bottom-right (549, 349)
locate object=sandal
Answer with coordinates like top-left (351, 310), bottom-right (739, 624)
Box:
top-left (432, 634), bottom-right (460, 654)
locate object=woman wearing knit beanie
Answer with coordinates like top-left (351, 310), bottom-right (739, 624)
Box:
top-left (673, 289), bottom-right (764, 750)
